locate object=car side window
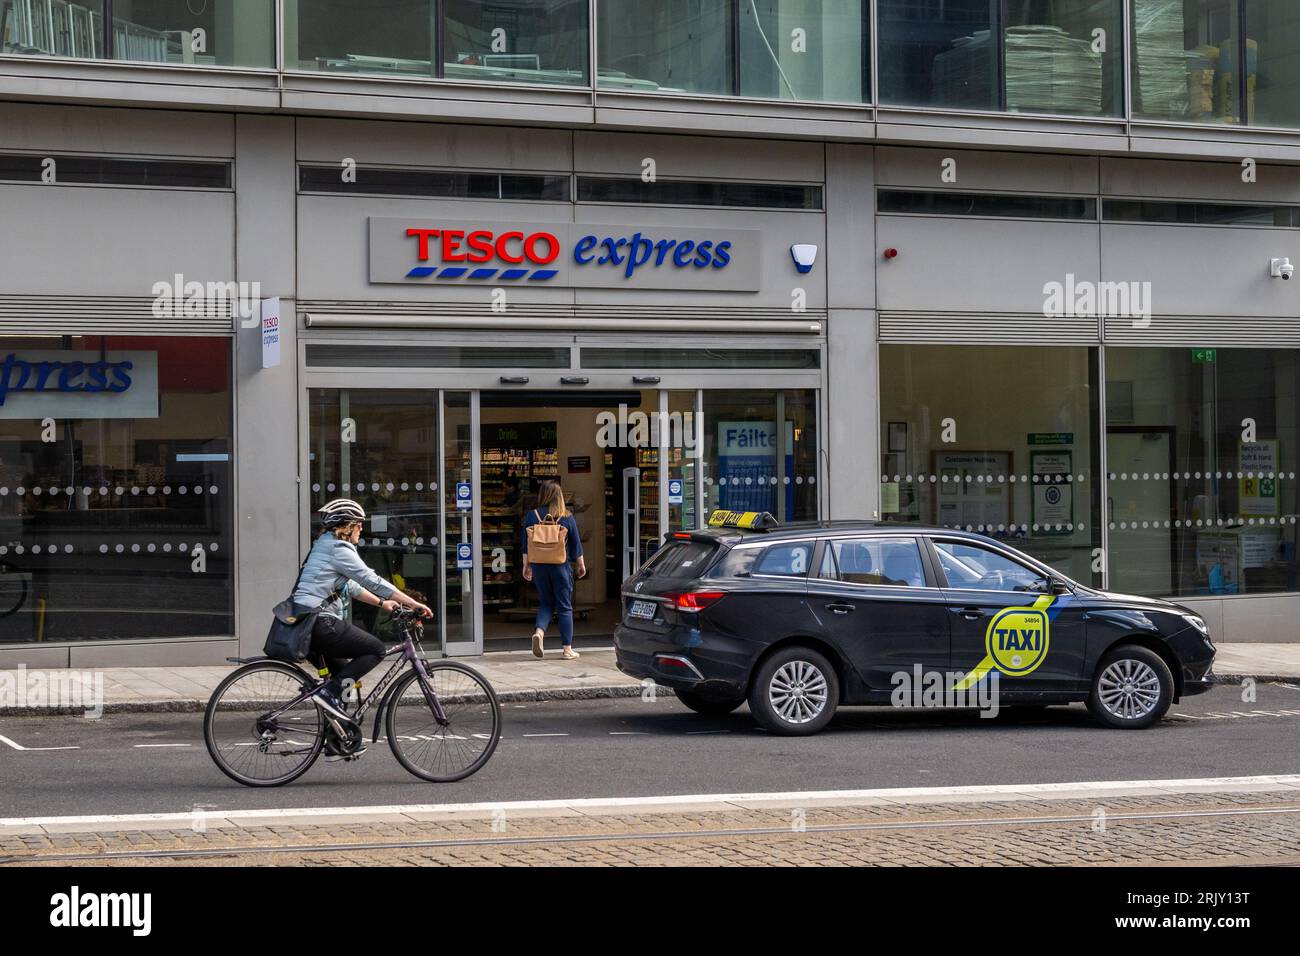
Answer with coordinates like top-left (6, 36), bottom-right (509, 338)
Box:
top-left (821, 538), bottom-right (927, 588)
top-left (932, 540), bottom-right (1048, 593)
top-left (753, 542), bottom-right (813, 577)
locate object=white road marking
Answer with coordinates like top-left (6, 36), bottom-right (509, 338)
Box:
top-left (686, 730), bottom-right (731, 735)
top-left (609, 732), bottom-right (649, 735)
top-left (133, 744), bottom-right (191, 749)
top-left (4, 774), bottom-right (1300, 831)
top-left (0, 734), bottom-right (79, 752)
top-left (521, 733), bottom-right (568, 738)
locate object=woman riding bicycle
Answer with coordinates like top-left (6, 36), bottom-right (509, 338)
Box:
top-left (294, 498), bottom-right (432, 722)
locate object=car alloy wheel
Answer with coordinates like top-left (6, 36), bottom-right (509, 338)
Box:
top-left (769, 659), bottom-right (830, 725)
top-left (1096, 658), bottom-right (1161, 721)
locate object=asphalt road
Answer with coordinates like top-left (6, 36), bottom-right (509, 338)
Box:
top-left (2, 682), bottom-right (1299, 818)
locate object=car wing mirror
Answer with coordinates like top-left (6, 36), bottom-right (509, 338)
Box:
top-left (1048, 576), bottom-right (1072, 595)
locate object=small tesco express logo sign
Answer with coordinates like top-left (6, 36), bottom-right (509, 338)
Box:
top-left (403, 226), bottom-right (732, 281)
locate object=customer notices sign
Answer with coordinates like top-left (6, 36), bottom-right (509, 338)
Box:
top-left (369, 218), bottom-right (762, 291)
top-left (0, 350), bottom-right (159, 419)
top-left (717, 421), bottom-right (795, 515)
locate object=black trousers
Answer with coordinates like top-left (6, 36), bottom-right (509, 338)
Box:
top-left (309, 614), bottom-right (385, 684)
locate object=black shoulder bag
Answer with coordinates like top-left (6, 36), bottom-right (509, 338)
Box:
top-left (263, 549), bottom-right (338, 663)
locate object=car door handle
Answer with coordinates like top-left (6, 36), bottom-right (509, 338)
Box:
top-left (825, 602), bottom-right (855, 615)
top-left (951, 607), bottom-right (983, 621)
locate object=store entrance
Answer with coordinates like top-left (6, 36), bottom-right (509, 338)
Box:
top-left (477, 390), bottom-right (686, 647)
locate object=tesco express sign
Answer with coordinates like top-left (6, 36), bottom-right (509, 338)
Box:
top-left (368, 218), bottom-right (761, 291)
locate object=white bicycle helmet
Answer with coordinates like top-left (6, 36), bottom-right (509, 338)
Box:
top-left (319, 497), bottom-right (366, 528)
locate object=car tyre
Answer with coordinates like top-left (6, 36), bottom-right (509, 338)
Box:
top-left (1087, 644), bottom-right (1173, 729)
top-left (748, 646), bottom-right (839, 736)
top-left (674, 690), bottom-right (745, 716)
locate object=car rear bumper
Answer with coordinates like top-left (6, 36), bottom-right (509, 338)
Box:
top-left (614, 623), bottom-right (749, 698)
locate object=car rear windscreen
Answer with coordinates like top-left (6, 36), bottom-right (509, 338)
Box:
top-left (643, 540), bottom-right (718, 578)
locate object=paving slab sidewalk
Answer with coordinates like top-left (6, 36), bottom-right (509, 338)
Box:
top-left (1, 643), bottom-right (1298, 716)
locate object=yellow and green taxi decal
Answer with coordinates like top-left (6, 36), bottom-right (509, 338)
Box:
top-left (952, 593), bottom-right (1075, 690)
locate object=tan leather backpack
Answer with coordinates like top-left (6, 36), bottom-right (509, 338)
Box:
top-left (527, 509), bottom-right (568, 564)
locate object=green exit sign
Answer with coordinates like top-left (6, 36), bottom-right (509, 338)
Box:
top-left (1192, 349), bottom-right (1217, 364)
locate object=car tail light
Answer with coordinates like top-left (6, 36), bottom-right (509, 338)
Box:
top-left (671, 532), bottom-right (692, 539)
top-left (665, 591), bottom-right (725, 612)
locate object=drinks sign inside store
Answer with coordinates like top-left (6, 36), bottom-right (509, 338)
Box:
top-left (368, 218), bottom-right (762, 292)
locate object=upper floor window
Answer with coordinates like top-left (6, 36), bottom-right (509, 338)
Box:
top-left (1, 0), bottom-right (274, 68)
top-left (597, 0), bottom-right (869, 103)
top-left (877, 0), bottom-right (1124, 117)
top-left (286, 0), bottom-right (588, 85)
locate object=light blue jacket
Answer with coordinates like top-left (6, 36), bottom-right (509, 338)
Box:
top-left (291, 533), bottom-right (397, 620)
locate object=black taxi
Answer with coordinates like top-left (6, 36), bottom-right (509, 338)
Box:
top-left (614, 511), bottom-right (1216, 735)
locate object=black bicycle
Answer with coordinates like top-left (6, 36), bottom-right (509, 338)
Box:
top-left (204, 607), bottom-right (501, 787)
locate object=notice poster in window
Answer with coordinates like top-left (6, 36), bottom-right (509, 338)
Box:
top-left (1239, 440), bottom-right (1279, 517)
top-left (930, 451), bottom-right (1012, 530)
top-left (717, 421), bottom-right (795, 515)
top-left (1031, 450), bottom-right (1073, 534)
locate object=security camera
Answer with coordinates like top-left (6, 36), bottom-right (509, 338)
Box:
top-left (1271, 257), bottom-right (1294, 280)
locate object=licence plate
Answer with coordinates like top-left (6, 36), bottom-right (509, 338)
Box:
top-left (629, 599), bottom-right (658, 621)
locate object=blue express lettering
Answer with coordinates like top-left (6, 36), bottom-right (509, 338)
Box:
top-left (0, 354), bottom-right (133, 406)
top-left (574, 232), bottom-right (732, 279)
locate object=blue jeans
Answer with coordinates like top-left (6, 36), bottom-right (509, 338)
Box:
top-left (532, 562), bottom-right (574, 645)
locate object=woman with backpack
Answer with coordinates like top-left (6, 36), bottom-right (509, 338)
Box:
top-left (522, 479), bottom-right (586, 660)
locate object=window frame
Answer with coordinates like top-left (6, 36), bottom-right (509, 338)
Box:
top-left (924, 536), bottom-right (1064, 595)
top-left (811, 533), bottom-right (940, 591)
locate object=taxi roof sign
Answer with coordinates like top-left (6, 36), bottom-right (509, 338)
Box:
top-left (706, 510), bottom-right (779, 531)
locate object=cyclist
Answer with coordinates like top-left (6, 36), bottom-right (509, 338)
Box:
top-left (294, 498), bottom-right (432, 724)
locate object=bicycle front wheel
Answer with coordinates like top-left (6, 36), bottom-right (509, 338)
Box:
top-left (204, 661), bottom-right (325, 787)
top-left (386, 662), bottom-right (501, 782)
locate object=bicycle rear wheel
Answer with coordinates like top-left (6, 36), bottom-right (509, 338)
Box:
top-left (204, 661), bottom-right (325, 787)
top-left (386, 662), bottom-right (501, 782)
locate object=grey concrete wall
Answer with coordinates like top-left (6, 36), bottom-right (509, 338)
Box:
top-left (233, 114), bottom-right (299, 655)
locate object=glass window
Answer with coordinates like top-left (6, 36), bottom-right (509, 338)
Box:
top-left (1, 0), bottom-right (104, 58)
top-left (933, 539), bottom-right (1048, 592)
top-left (821, 537), bottom-right (927, 587)
top-left (754, 541), bottom-right (812, 576)
top-left (581, 348), bottom-right (820, 369)
top-left (879, 344), bottom-right (1102, 586)
top-left (1106, 347), bottom-right (1300, 598)
top-left (1248, 0), bottom-right (1300, 128)
top-left (110, 0), bottom-right (274, 67)
top-left (444, 0), bottom-right (589, 85)
top-left (576, 177), bottom-right (822, 209)
top-left (1103, 199), bottom-right (1300, 227)
top-left (287, 0), bottom-right (435, 75)
top-left (0, 336), bottom-right (233, 643)
top-left (298, 166), bottom-right (571, 201)
top-left (597, 0), bottom-right (731, 95)
top-left (702, 389), bottom-right (819, 524)
top-left (644, 538), bottom-right (718, 577)
top-left (308, 389), bottom-right (442, 647)
top-left (305, 345), bottom-right (571, 369)
top-left (879, 0), bottom-right (1122, 116)
top-left (878, 190), bottom-right (1097, 221)
top-left (1132, 0), bottom-right (1241, 124)
top-left (0, 154), bottom-right (231, 189)
top-left (739, 0), bottom-right (867, 102)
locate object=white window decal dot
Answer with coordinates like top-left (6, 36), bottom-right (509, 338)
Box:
top-left (162, 486), bottom-right (172, 495)
top-left (99, 544), bottom-right (108, 553)
top-left (312, 483), bottom-right (320, 492)
top-left (179, 486), bottom-right (188, 495)
top-left (401, 482), bottom-right (409, 491)
top-left (64, 544), bottom-right (73, 554)
top-left (32, 487), bottom-right (41, 496)
top-left (147, 544), bottom-right (156, 553)
top-left (415, 482), bottom-right (424, 491)
top-left (131, 544), bottom-right (140, 553)
top-left (209, 543), bottom-right (219, 552)
top-left (131, 487), bottom-right (140, 496)
top-left (164, 544), bottom-right (173, 552)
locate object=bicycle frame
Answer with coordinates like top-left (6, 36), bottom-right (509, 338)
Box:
top-left (259, 622), bottom-right (448, 740)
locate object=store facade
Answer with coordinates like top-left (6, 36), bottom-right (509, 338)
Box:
top-left (289, 122), bottom-right (832, 654)
top-left (3, 96), bottom-right (1300, 663)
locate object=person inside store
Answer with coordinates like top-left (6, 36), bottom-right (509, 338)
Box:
top-left (294, 498), bottom-right (433, 724)
top-left (522, 479), bottom-right (586, 660)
